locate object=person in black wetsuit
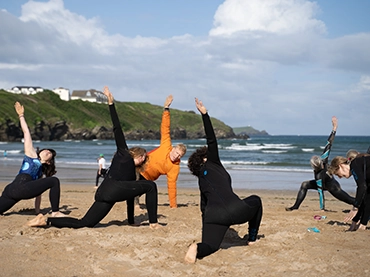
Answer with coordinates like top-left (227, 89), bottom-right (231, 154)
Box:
top-left (329, 152), bottom-right (370, 231)
top-left (0, 102), bottom-right (62, 217)
top-left (184, 98), bottom-right (263, 264)
top-left (285, 116), bottom-right (355, 211)
top-left (27, 87), bottom-right (161, 229)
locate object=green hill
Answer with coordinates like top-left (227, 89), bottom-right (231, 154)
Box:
top-left (0, 90), bottom-right (235, 140)
top-left (232, 126), bottom-right (269, 136)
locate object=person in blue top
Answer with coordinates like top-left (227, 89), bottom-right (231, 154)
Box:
top-left (0, 102), bottom-right (63, 217)
top-left (285, 116), bottom-right (355, 211)
top-left (184, 98), bottom-right (263, 264)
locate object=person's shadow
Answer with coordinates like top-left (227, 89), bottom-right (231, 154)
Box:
top-left (220, 228), bottom-right (264, 249)
top-left (3, 204), bottom-right (74, 216)
top-left (97, 213), bottom-right (167, 228)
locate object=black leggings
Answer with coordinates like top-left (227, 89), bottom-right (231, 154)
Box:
top-left (353, 193), bottom-right (370, 226)
top-left (0, 174), bottom-right (60, 214)
top-left (289, 179), bottom-right (355, 210)
top-left (197, 195), bottom-right (263, 259)
top-left (48, 178), bottom-right (158, 228)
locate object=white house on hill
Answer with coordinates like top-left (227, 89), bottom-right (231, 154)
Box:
top-left (53, 87), bottom-right (70, 101)
top-left (71, 89), bottom-right (107, 103)
top-left (10, 86), bottom-right (44, 95)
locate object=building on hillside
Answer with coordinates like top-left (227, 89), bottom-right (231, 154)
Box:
top-left (71, 89), bottom-right (107, 103)
top-left (53, 87), bottom-right (70, 101)
top-left (10, 86), bottom-right (44, 95)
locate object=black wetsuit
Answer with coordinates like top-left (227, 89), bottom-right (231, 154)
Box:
top-left (47, 103), bottom-right (158, 228)
top-left (0, 156), bottom-right (60, 214)
top-left (288, 130), bottom-right (355, 210)
top-left (351, 156), bottom-right (370, 225)
top-left (195, 113), bottom-right (263, 259)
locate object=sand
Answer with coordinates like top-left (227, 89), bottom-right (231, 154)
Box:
top-left (0, 171), bottom-right (369, 276)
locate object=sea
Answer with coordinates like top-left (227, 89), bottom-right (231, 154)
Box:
top-left (1, 135), bottom-right (369, 192)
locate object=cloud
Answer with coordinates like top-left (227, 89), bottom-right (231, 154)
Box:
top-left (209, 0), bottom-right (326, 36)
top-left (0, 0), bottom-right (369, 135)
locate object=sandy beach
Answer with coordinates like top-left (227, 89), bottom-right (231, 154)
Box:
top-left (0, 165), bottom-right (369, 277)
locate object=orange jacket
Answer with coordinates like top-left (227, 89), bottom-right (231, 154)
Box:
top-left (141, 110), bottom-right (180, 208)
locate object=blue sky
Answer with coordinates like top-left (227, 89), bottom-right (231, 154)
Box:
top-left (1, 0), bottom-right (369, 135)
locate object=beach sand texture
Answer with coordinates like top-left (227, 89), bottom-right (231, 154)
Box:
top-left (0, 178), bottom-right (369, 277)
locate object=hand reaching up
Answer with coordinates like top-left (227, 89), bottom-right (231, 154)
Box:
top-left (195, 98), bottom-right (207, 115)
top-left (103, 86), bottom-right (114, 105)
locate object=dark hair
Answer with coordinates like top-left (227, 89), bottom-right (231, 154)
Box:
top-left (38, 148), bottom-right (57, 177)
top-left (187, 146), bottom-right (207, 176)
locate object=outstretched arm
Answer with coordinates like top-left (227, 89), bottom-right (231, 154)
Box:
top-left (14, 102), bottom-right (37, 158)
top-left (160, 95), bottom-right (173, 146)
top-left (103, 86), bottom-right (128, 151)
top-left (195, 98), bottom-right (220, 163)
top-left (321, 116), bottom-right (337, 163)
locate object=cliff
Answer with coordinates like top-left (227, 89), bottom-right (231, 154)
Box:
top-left (0, 90), bottom-right (237, 141)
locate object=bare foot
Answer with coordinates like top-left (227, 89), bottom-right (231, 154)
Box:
top-left (26, 214), bottom-right (47, 227)
top-left (149, 223), bottom-right (161, 230)
top-left (358, 224), bottom-right (367, 230)
top-left (50, 211), bottom-right (66, 217)
top-left (248, 240), bottom-right (258, 245)
top-left (184, 243), bottom-right (197, 264)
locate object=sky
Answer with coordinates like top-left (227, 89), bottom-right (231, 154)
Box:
top-left (0, 0), bottom-right (369, 136)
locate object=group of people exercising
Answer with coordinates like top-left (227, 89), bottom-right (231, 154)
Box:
top-left (0, 87), bottom-right (368, 263)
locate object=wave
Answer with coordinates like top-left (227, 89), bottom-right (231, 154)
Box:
top-left (262, 150), bottom-right (288, 154)
top-left (302, 148), bottom-right (314, 152)
top-left (1, 150), bottom-right (22, 154)
top-left (225, 143), bottom-right (295, 151)
top-left (0, 142), bottom-right (8, 144)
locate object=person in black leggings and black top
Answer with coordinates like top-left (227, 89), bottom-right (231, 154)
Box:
top-left (27, 87), bottom-right (161, 229)
top-left (285, 116), bottom-right (355, 211)
top-left (184, 98), bottom-right (263, 264)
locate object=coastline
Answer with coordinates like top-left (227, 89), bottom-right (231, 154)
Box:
top-left (0, 164), bottom-right (367, 276)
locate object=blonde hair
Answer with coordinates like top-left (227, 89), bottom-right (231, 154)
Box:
top-left (175, 143), bottom-right (187, 155)
top-left (328, 156), bottom-right (348, 175)
top-left (310, 155), bottom-right (323, 170)
top-left (346, 149), bottom-right (359, 162)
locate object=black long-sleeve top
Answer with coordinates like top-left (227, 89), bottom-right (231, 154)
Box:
top-left (107, 103), bottom-right (136, 181)
top-left (198, 113), bottom-right (242, 225)
top-left (351, 156), bottom-right (370, 208)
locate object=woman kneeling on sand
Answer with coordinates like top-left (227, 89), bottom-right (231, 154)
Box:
top-left (27, 87), bottom-right (161, 230)
top-left (184, 98), bottom-right (263, 264)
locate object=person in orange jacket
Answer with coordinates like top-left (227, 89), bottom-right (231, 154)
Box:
top-left (139, 95), bottom-right (186, 208)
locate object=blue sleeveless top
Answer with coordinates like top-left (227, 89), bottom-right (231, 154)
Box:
top-left (18, 155), bottom-right (43, 180)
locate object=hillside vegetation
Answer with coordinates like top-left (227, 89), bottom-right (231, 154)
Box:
top-left (0, 90), bottom-right (233, 137)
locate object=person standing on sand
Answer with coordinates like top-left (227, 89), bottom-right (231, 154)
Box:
top-left (139, 94), bottom-right (186, 209)
top-left (285, 116), bottom-right (355, 211)
top-left (95, 154), bottom-right (107, 187)
top-left (0, 102), bottom-right (63, 217)
top-left (184, 98), bottom-right (263, 264)
top-left (27, 86), bottom-right (161, 229)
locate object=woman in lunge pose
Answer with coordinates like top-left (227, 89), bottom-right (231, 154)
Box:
top-left (0, 102), bottom-right (62, 217)
top-left (184, 98), bottom-right (263, 263)
top-left (329, 151), bottom-right (370, 231)
top-left (27, 87), bottom-right (161, 229)
top-left (285, 116), bottom-right (354, 211)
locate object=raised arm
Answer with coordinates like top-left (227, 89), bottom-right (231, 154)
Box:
top-left (160, 95), bottom-right (173, 146)
top-left (320, 116), bottom-right (337, 163)
top-left (103, 86), bottom-right (128, 151)
top-left (14, 102), bottom-right (37, 158)
top-left (195, 98), bottom-right (220, 163)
